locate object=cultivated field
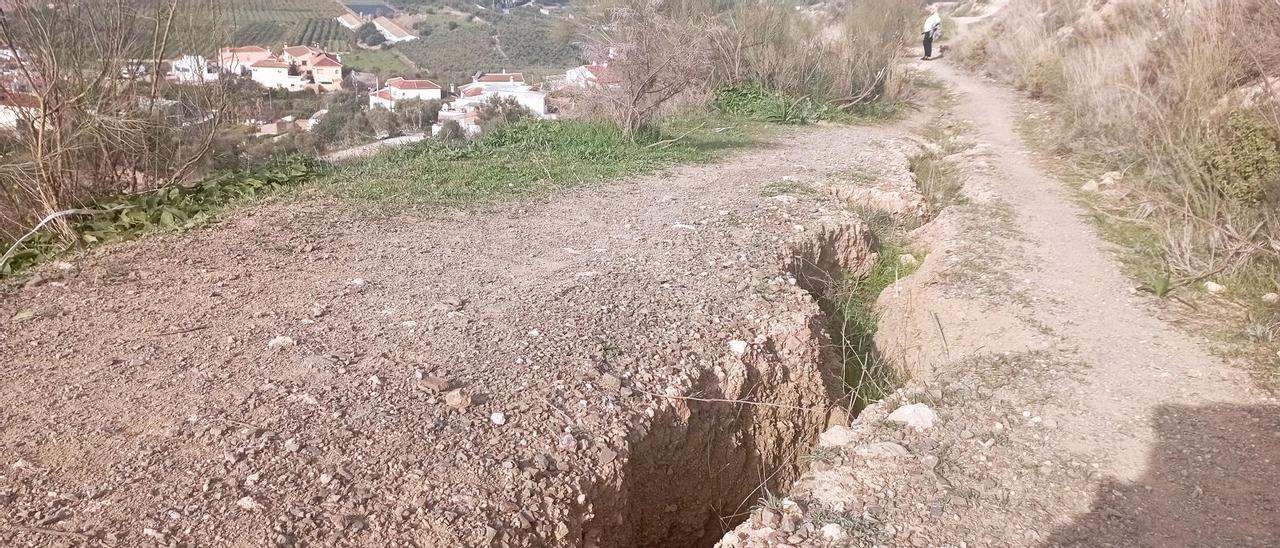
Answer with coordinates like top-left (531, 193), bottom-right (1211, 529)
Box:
top-left (224, 0), bottom-right (349, 50)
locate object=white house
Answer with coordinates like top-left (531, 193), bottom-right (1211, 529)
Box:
top-left (368, 77), bottom-right (442, 109)
top-left (456, 71), bottom-right (548, 116)
top-left (565, 64), bottom-right (617, 88)
top-left (373, 16), bottom-right (418, 43)
top-left (0, 92), bottom-right (38, 129)
top-left (337, 13), bottom-right (364, 30)
top-left (169, 55), bottom-right (219, 84)
top-left (249, 58), bottom-right (308, 91)
top-left (218, 46), bottom-right (272, 76)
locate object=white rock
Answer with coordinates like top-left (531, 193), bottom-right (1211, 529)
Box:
top-left (792, 224), bottom-right (806, 232)
top-left (898, 254), bottom-right (919, 268)
top-left (727, 340), bottom-right (749, 355)
top-left (347, 278), bottom-right (366, 287)
top-left (886, 403), bottom-right (937, 430)
top-left (781, 175), bottom-right (799, 182)
top-left (490, 412), bottom-right (507, 426)
top-left (670, 223), bottom-right (697, 231)
top-left (1081, 179), bottom-right (1100, 193)
top-left (236, 496), bottom-right (263, 511)
top-left (368, 375), bottom-right (382, 388)
top-left (266, 336), bottom-right (295, 350)
top-left (1099, 171), bottom-right (1122, 186)
top-left (821, 523), bottom-right (848, 541)
top-left (1263, 293), bottom-right (1279, 304)
top-left (817, 425), bottom-right (858, 447)
top-left (1204, 281), bottom-right (1226, 294)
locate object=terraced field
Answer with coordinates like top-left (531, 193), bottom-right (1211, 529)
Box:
top-left (225, 0), bottom-right (349, 50)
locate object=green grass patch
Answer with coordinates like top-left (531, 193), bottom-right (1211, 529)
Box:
top-left (821, 225), bottom-right (916, 409)
top-left (340, 49), bottom-right (411, 74)
top-left (320, 116), bottom-right (765, 205)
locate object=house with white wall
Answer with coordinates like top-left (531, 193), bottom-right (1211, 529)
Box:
top-left (368, 77), bottom-right (442, 109)
top-left (373, 16), bottom-right (418, 43)
top-left (249, 58), bottom-right (308, 91)
top-left (337, 13), bottom-right (364, 30)
top-left (0, 92), bottom-right (38, 129)
top-left (565, 64), bottom-right (618, 88)
top-left (169, 55), bottom-right (219, 84)
top-left (218, 46), bottom-right (272, 76)
top-left (281, 46), bottom-right (343, 91)
top-left (455, 71), bottom-right (548, 116)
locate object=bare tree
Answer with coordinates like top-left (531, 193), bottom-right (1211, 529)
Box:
top-left (0, 0), bottom-right (232, 242)
top-left (580, 0), bottom-right (712, 139)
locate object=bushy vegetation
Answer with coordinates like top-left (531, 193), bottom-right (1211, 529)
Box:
top-left (711, 87), bottom-right (838, 124)
top-left (397, 23), bottom-right (503, 85)
top-left (957, 0), bottom-right (1280, 286)
top-left (573, 0), bottom-right (915, 138)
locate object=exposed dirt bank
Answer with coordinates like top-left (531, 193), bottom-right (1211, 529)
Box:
top-left (0, 123), bottom-right (924, 547)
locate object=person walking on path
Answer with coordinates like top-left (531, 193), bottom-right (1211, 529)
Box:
top-left (922, 5), bottom-right (942, 60)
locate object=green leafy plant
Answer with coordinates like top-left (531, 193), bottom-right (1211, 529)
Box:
top-left (1, 160), bottom-right (318, 277)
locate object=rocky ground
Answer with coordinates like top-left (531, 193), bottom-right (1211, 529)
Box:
top-left (0, 122), bottom-right (930, 547)
top-left (716, 43), bottom-right (1279, 548)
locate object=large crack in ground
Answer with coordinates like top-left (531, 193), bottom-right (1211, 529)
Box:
top-left (581, 221), bottom-right (881, 547)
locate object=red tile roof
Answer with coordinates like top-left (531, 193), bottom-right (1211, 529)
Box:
top-left (583, 64), bottom-right (619, 84)
top-left (251, 58), bottom-right (290, 69)
top-left (369, 89), bottom-right (394, 101)
top-left (311, 55), bottom-right (342, 68)
top-left (386, 77), bottom-right (439, 90)
top-left (226, 46), bottom-right (269, 53)
top-left (0, 92), bottom-right (39, 109)
top-left (283, 45), bottom-right (322, 58)
top-left (475, 71), bottom-right (524, 83)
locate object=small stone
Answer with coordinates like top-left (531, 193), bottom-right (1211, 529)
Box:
top-left (598, 447), bottom-right (618, 464)
top-left (920, 455), bottom-right (939, 469)
top-left (558, 433), bottom-right (576, 452)
top-left (597, 373), bottom-right (622, 393)
top-left (1081, 179), bottom-right (1100, 193)
top-left (490, 412), bottom-right (507, 426)
top-left (237, 496), bottom-right (263, 511)
top-left (445, 389), bottom-right (472, 412)
top-left (818, 426), bottom-right (857, 447)
top-left (886, 403), bottom-right (937, 430)
top-left (284, 438), bottom-right (301, 453)
top-left (368, 375), bottom-right (383, 388)
top-left (418, 376), bottom-right (451, 393)
top-left (1204, 281), bottom-right (1225, 294)
top-left (898, 254), bottom-right (919, 268)
top-left (266, 336), bottom-right (295, 350)
top-left (347, 278), bottom-right (366, 287)
top-left (727, 340), bottom-right (749, 355)
top-left (1263, 293), bottom-right (1279, 304)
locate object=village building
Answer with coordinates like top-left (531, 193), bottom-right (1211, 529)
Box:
top-left (168, 55), bottom-right (219, 84)
top-left (248, 58), bottom-right (307, 91)
top-left (455, 71), bottom-right (548, 116)
top-left (373, 16), bottom-right (418, 43)
top-left (281, 46), bottom-right (344, 91)
top-left (218, 46), bottom-right (272, 76)
top-left (336, 13), bottom-right (364, 30)
top-left (564, 64), bottom-right (618, 88)
top-left (0, 92), bottom-right (39, 129)
top-left (368, 77), bottom-right (442, 110)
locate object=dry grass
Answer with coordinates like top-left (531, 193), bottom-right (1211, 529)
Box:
top-left (957, 0), bottom-right (1280, 289)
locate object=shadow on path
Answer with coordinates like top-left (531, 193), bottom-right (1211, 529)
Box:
top-left (1045, 403), bottom-right (1280, 547)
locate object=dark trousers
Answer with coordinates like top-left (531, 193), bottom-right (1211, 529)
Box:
top-left (923, 32), bottom-right (934, 59)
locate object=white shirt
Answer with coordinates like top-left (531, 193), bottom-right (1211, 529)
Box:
top-left (923, 13), bottom-right (941, 34)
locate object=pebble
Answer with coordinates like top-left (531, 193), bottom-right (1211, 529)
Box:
top-left (1204, 281), bottom-right (1225, 294)
top-left (266, 336), bottom-right (295, 350)
top-left (1263, 293), bottom-right (1279, 304)
top-left (490, 412), bottom-right (507, 426)
top-left (236, 496), bottom-right (263, 511)
top-left (728, 340), bottom-right (749, 355)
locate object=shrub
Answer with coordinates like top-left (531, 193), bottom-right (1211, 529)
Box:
top-left (1204, 112), bottom-right (1280, 205)
top-left (477, 96), bottom-right (534, 130)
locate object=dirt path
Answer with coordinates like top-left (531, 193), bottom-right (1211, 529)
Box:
top-left (721, 32), bottom-right (1280, 548)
